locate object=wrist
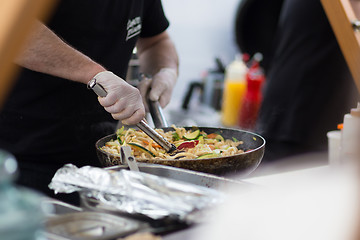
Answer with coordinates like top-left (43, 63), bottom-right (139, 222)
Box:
top-left (85, 65), bottom-right (107, 83)
top-left (90, 70), bottom-right (113, 82)
top-left (158, 67), bottom-right (178, 79)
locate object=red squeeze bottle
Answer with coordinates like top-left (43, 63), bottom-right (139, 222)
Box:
top-left (238, 62), bottom-right (265, 130)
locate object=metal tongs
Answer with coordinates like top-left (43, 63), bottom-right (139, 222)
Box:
top-left (120, 145), bottom-right (139, 171)
top-left (87, 78), bottom-right (177, 153)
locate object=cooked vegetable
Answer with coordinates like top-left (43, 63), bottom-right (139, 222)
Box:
top-left (172, 132), bottom-right (180, 141)
top-left (206, 133), bottom-right (218, 139)
top-left (196, 153), bottom-right (221, 159)
top-left (198, 135), bottom-right (205, 144)
top-left (215, 134), bottom-right (224, 142)
top-left (183, 129), bottom-right (200, 140)
top-left (116, 126), bottom-right (125, 136)
top-left (116, 126), bottom-right (125, 145)
top-left (128, 142), bottom-right (155, 158)
top-left (101, 125), bottom-right (245, 160)
top-left (177, 140), bottom-right (199, 150)
top-left (206, 132), bottom-right (224, 142)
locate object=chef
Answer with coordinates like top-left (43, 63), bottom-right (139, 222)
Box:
top-left (0, 0), bottom-right (179, 204)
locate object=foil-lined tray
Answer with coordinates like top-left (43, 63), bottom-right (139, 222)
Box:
top-left (49, 164), bottom-right (225, 224)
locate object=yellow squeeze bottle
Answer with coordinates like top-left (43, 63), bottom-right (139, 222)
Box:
top-left (221, 54), bottom-right (247, 126)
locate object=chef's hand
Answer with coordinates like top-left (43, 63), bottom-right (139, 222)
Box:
top-left (92, 71), bottom-right (145, 125)
top-left (138, 68), bottom-right (177, 111)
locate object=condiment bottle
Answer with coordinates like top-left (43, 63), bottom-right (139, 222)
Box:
top-left (237, 61), bottom-right (265, 130)
top-left (0, 150), bottom-right (47, 240)
top-left (339, 103), bottom-right (360, 164)
top-left (221, 54), bottom-right (248, 126)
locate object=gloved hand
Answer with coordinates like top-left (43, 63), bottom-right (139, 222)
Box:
top-left (91, 71), bottom-right (145, 125)
top-left (138, 68), bottom-right (177, 111)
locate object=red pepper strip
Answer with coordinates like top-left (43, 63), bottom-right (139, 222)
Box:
top-left (206, 133), bottom-right (218, 139)
top-left (177, 140), bottom-right (199, 150)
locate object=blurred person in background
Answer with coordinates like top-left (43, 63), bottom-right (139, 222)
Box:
top-left (250, 0), bottom-right (359, 162)
top-left (0, 0), bottom-right (178, 204)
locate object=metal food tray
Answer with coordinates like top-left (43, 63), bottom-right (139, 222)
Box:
top-left (79, 163), bottom-right (249, 219)
top-left (44, 211), bottom-right (143, 240)
top-left (42, 198), bottom-right (83, 216)
top-left (77, 163), bottom-right (252, 233)
top-left (105, 163), bottom-right (249, 189)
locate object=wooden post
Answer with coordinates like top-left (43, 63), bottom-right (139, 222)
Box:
top-left (0, 0), bottom-right (57, 108)
top-left (321, 0), bottom-right (360, 93)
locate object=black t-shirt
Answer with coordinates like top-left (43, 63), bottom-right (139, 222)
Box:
top-left (0, 0), bottom-right (169, 167)
top-left (255, 0), bottom-right (359, 160)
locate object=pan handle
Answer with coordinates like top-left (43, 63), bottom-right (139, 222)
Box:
top-left (148, 100), bottom-right (169, 128)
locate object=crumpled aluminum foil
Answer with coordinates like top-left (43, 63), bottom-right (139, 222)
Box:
top-left (49, 164), bottom-right (224, 221)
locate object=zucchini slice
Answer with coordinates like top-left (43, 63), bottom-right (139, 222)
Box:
top-left (116, 126), bottom-right (125, 144)
top-left (184, 129), bottom-right (200, 140)
top-left (215, 134), bottom-right (224, 142)
top-left (128, 143), bottom-right (155, 158)
top-left (196, 153), bottom-right (221, 159)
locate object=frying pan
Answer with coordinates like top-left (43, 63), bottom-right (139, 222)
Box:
top-left (96, 126), bottom-right (265, 177)
top-left (95, 96), bottom-right (265, 177)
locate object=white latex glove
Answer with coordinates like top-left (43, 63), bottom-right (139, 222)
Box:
top-left (138, 68), bottom-right (177, 111)
top-left (91, 71), bottom-right (145, 125)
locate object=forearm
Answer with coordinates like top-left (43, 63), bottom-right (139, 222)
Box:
top-left (136, 32), bottom-right (179, 76)
top-left (15, 21), bottom-right (105, 84)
